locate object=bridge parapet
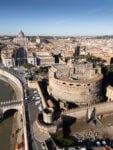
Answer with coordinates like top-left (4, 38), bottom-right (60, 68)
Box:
top-left (0, 100), bottom-right (22, 106)
top-left (0, 100), bottom-right (22, 107)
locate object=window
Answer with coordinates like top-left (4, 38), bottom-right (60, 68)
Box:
top-left (69, 84), bottom-right (73, 86)
top-left (76, 84), bottom-right (81, 86)
top-left (63, 82), bottom-right (66, 85)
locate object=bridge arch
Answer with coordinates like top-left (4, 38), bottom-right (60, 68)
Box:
top-left (2, 105), bottom-right (22, 115)
top-left (3, 108), bottom-right (18, 119)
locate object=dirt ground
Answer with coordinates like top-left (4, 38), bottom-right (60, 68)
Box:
top-left (70, 114), bottom-right (113, 139)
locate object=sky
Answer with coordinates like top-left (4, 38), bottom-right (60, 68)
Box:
top-left (0, 0), bottom-right (113, 36)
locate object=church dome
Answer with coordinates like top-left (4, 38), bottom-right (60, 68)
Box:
top-left (18, 30), bottom-right (25, 37)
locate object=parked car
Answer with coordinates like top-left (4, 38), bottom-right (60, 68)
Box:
top-left (33, 90), bottom-right (37, 94)
top-left (101, 140), bottom-right (107, 146)
top-left (35, 97), bottom-right (40, 100)
top-left (96, 141), bottom-right (101, 146)
top-left (35, 101), bottom-right (40, 105)
top-left (32, 96), bottom-right (35, 99)
top-left (38, 105), bottom-right (43, 112)
top-left (35, 94), bottom-right (39, 97)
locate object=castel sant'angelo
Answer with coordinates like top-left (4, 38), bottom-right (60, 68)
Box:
top-left (47, 59), bottom-right (103, 105)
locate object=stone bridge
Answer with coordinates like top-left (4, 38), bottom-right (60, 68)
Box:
top-left (0, 100), bottom-right (22, 117)
top-left (62, 101), bottom-right (113, 120)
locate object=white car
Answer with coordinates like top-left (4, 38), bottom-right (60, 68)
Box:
top-left (96, 141), bottom-right (101, 146)
top-left (35, 101), bottom-right (40, 105)
top-left (33, 90), bottom-right (38, 94)
top-left (80, 148), bottom-right (87, 150)
top-left (35, 97), bottom-right (40, 100)
top-left (38, 105), bottom-right (43, 112)
top-left (35, 94), bottom-right (39, 97)
top-left (102, 140), bottom-right (107, 146)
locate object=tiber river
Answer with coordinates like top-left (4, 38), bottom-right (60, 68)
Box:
top-left (0, 79), bottom-right (16, 150)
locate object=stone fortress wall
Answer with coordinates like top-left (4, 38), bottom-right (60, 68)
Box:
top-left (48, 75), bottom-right (103, 104)
top-left (27, 80), bottom-right (58, 133)
top-left (62, 86), bottom-right (113, 119)
top-left (48, 61), bottom-right (103, 105)
top-left (27, 80), bottom-right (47, 108)
top-left (62, 101), bottom-right (113, 120)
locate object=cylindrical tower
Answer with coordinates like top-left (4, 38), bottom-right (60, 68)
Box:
top-left (48, 61), bottom-right (103, 105)
top-left (43, 108), bottom-right (54, 124)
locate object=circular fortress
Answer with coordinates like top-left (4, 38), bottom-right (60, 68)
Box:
top-left (47, 60), bottom-right (103, 105)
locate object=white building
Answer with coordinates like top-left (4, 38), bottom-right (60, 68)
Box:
top-left (36, 51), bottom-right (55, 66)
top-left (27, 52), bottom-right (37, 65)
top-left (1, 49), bottom-right (15, 67)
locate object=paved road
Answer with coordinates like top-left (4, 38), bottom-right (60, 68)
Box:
top-left (15, 47), bottom-right (27, 66)
top-left (25, 89), bottom-right (44, 150)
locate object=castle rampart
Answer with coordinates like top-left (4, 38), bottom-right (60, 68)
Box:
top-left (48, 62), bottom-right (103, 105)
top-left (62, 101), bottom-right (113, 119)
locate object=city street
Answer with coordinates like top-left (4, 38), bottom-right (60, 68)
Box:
top-left (15, 47), bottom-right (27, 66)
top-left (25, 88), bottom-right (46, 150)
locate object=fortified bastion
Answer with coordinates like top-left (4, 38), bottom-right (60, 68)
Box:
top-left (47, 60), bottom-right (103, 105)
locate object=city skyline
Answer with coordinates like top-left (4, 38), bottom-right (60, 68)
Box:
top-left (0, 0), bottom-right (113, 36)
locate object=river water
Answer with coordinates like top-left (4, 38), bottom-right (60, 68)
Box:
top-left (0, 79), bottom-right (16, 150)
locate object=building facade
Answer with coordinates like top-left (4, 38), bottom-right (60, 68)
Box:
top-left (36, 51), bottom-right (55, 66)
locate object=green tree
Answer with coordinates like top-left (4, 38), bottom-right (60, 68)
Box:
top-left (23, 63), bottom-right (34, 69)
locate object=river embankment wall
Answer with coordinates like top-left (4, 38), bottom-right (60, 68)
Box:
top-left (0, 69), bottom-right (29, 150)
